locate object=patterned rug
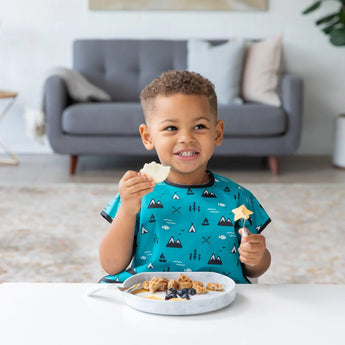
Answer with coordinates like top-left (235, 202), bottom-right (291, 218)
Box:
top-left (1, 183), bottom-right (344, 284)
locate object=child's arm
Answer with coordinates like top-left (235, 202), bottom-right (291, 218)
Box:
top-left (99, 170), bottom-right (155, 275)
top-left (238, 228), bottom-right (271, 278)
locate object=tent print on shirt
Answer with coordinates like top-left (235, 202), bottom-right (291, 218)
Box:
top-left (224, 186), bottom-right (231, 192)
top-left (188, 223), bottom-right (196, 233)
top-left (208, 253), bottom-right (223, 265)
top-left (218, 216), bottom-right (233, 226)
top-left (147, 262), bottom-right (154, 269)
top-left (141, 226), bottom-right (149, 234)
top-left (166, 236), bottom-right (182, 248)
top-left (231, 244), bottom-right (237, 254)
top-left (148, 199), bottom-right (163, 208)
top-left (172, 192), bottom-right (180, 200)
top-left (202, 189), bottom-right (217, 198)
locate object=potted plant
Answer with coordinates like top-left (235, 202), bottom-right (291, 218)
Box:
top-left (302, 0), bottom-right (345, 46)
top-left (303, 0), bottom-right (345, 167)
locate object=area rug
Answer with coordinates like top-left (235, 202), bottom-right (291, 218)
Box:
top-left (1, 183), bottom-right (344, 284)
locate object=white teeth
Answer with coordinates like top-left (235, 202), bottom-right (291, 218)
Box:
top-left (179, 151), bottom-right (196, 157)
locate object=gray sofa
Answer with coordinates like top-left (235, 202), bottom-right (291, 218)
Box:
top-left (44, 39), bottom-right (303, 175)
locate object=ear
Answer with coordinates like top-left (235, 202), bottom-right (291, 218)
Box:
top-left (139, 124), bottom-right (155, 151)
top-left (215, 120), bottom-right (224, 146)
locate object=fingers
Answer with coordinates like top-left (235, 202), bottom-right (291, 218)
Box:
top-left (239, 232), bottom-right (266, 267)
top-left (120, 170), bottom-right (155, 196)
top-left (238, 246), bottom-right (264, 266)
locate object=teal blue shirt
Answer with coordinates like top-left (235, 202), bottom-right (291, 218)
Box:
top-left (100, 172), bottom-right (271, 284)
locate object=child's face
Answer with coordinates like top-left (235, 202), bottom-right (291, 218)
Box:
top-left (139, 94), bottom-right (224, 185)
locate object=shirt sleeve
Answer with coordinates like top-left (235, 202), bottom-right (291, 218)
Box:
top-left (100, 193), bottom-right (121, 223)
top-left (100, 193), bottom-right (141, 237)
top-left (238, 189), bottom-right (271, 234)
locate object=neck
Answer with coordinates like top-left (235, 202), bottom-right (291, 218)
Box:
top-left (166, 170), bottom-right (210, 186)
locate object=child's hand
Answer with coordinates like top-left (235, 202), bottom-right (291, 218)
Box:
top-left (118, 170), bottom-right (155, 215)
top-left (238, 228), bottom-right (267, 267)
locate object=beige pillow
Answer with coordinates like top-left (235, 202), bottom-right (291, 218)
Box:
top-left (242, 34), bottom-right (282, 106)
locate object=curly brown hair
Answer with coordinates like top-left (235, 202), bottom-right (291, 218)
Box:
top-left (140, 70), bottom-right (217, 118)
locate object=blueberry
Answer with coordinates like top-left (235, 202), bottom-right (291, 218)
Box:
top-left (188, 288), bottom-right (196, 295)
top-left (176, 289), bottom-right (185, 297)
top-left (165, 288), bottom-right (177, 300)
top-left (167, 288), bottom-right (177, 295)
top-left (183, 293), bottom-right (190, 300)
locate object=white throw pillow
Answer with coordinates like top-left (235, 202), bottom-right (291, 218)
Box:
top-left (242, 34), bottom-right (283, 106)
top-left (187, 39), bottom-right (245, 104)
top-left (48, 67), bottom-right (111, 102)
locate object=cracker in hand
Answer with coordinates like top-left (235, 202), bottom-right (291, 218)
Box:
top-left (141, 161), bottom-right (171, 183)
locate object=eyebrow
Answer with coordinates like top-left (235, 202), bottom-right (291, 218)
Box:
top-left (159, 116), bottom-right (212, 124)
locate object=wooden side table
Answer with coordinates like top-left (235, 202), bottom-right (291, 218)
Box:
top-left (0, 90), bottom-right (19, 165)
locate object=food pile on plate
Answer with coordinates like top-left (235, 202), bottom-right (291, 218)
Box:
top-left (133, 274), bottom-right (224, 301)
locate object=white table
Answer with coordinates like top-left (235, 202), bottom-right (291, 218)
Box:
top-left (0, 283), bottom-right (344, 345)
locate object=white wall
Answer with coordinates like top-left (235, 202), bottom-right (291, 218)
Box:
top-left (0, 0), bottom-right (344, 154)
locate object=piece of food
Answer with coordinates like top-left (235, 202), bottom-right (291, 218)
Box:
top-left (192, 281), bottom-right (208, 294)
top-left (232, 204), bottom-right (254, 237)
top-left (231, 204), bottom-right (253, 221)
top-left (141, 161), bottom-right (170, 183)
top-left (165, 288), bottom-right (178, 300)
top-left (148, 276), bottom-right (168, 293)
top-left (188, 288), bottom-right (196, 295)
top-left (168, 279), bottom-right (179, 290)
top-left (142, 281), bottom-right (150, 290)
top-left (178, 281), bottom-right (193, 289)
top-left (177, 274), bottom-right (192, 283)
top-left (206, 282), bottom-right (224, 291)
top-left (193, 285), bottom-right (208, 295)
top-left (192, 280), bottom-right (203, 288)
top-left (177, 274), bottom-right (193, 289)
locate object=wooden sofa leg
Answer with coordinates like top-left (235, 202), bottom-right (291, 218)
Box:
top-left (70, 155), bottom-right (78, 175)
top-left (268, 156), bottom-right (280, 175)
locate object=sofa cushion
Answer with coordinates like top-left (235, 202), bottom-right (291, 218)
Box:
top-left (187, 39), bottom-right (245, 105)
top-left (62, 102), bottom-right (286, 137)
top-left (219, 103), bottom-right (286, 136)
top-left (242, 34), bottom-right (283, 106)
top-left (73, 40), bottom-right (188, 102)
top-left (62, 103), bottom-right (144, 135)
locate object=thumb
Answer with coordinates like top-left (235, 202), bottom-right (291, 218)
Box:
top-left (239, 227), bottom-right (251, 239)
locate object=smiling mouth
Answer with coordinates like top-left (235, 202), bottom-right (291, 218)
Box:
top-left (178, 151), bottom-right (197, 157)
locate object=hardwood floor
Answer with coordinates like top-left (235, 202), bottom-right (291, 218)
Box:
top-left (1, 154), bottom-right (344, 184)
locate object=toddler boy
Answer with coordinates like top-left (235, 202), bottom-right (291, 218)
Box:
top-left (99, 71), bottom-right (271, 284)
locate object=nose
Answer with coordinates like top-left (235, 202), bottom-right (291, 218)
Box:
top-left (178, 128), bottom-right (195, 143)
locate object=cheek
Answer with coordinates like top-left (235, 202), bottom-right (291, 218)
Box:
top-left (152, 136), bottom-right (172, 152)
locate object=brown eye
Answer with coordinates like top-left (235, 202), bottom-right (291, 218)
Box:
top-left (165, 126), bottom-right (177, 131)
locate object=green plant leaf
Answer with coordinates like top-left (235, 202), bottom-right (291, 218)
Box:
top-left (302, 1), bottom-right (322, 15)
top-left (330, 27), bottom-right (345, 45)
top-left (316, 13), bottom-right (339, 25)
top-left (322, 21), bottom-right (340, 34)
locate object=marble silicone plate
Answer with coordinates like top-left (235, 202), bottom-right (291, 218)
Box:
top-left (122, 271), bottom-right (236, 315)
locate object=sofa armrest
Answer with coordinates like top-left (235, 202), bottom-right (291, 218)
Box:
top-left (280, 73), bottom-right (304, 153)
top-left (43, 76), bottom-right (71, 152)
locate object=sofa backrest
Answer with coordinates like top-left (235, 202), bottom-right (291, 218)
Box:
top-left (73, 39), bottom-right (190, 102)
